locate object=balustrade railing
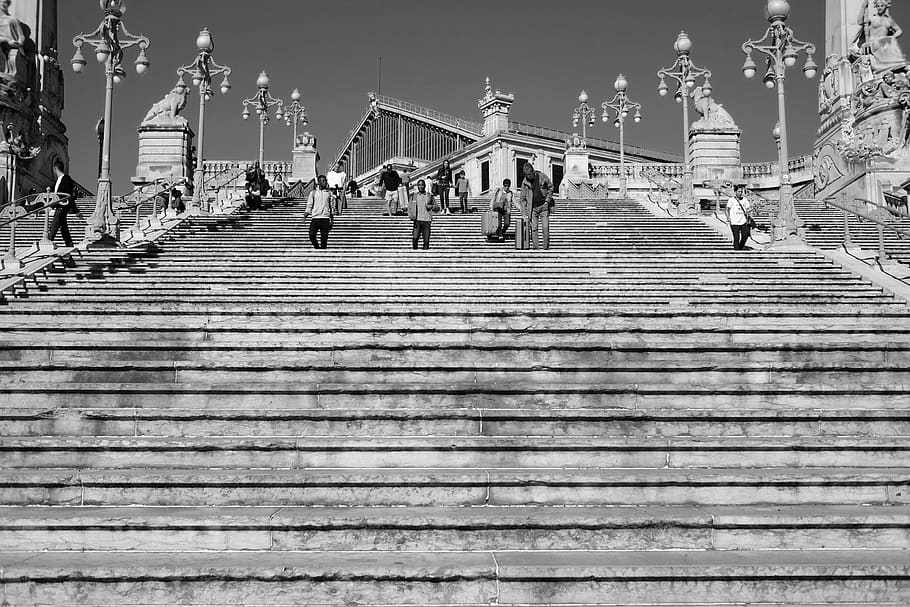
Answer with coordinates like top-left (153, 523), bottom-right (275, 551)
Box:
top-left (0, 191), bottom-right (70, 270)
top-left (742, 154), bottom-right (814, 180)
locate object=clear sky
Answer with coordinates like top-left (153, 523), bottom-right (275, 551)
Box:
top-left (59, 0), bottom-right (827, 190)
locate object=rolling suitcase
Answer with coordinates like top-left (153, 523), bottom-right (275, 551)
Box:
top-left (514, 216), bottom-right (530, 250)
top-left (482, 210), bottom-right (499, 238)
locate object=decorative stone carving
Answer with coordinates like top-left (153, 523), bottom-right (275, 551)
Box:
top-left (691, 87), bottom-right (737, 130)
top-left (0, 0), bottom-right (25, 82)
top-left (565, 134), bottom-right (587, 152)
top-left (142, 85), bottom-right (189, 125)
top-left (819, 55), bottom-right (843, 117)
top-left (814, 144), bottom-right (847, 192)
top-left (477, 76), bottom-right (514, 138)
top-left (837, 65), bottom-right (910, 161)
top-left (853, 0), bottom-right (906, 73)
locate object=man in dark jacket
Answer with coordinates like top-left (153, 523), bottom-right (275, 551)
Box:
top-left (435, 160), bottom-right (453, 215)
top-left (381, 165), bottom-right (402, 215)
top-left (48, 159), bottom-right (76, 247)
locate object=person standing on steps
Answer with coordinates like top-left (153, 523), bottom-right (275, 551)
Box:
top-left (435, 160), bottom-right (453, 215)
top-left (326, 161), bottom-right (347, 215)
top-left (48, 159), bottom-right (76, 248)
top-left (381, 164), bottom-right (402, 216)
top-left (305, 175), bottom-right (334, 249)
top-left (725, 183), bottom-right (754, 251)
top-left (489, 178), bottom-right (514, 241)
top-left (519, 162), bottom-right (554, 250)
top-left (455, 171), bottom-right (470, 214)
top-left (408, 179), bottom-right (440, 250)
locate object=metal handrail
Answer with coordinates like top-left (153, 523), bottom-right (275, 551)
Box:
top-left (821, 194), bottom-right (910, 266)
top-left (1, 191), bottom-right (69, 270)
top-left (114, 177), bottom-right (186, 240)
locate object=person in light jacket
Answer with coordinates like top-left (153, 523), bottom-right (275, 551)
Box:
top-left (725, 183), bottom-right (754, 250)
top-left (408, 179), bottom-right (440, 249)
top-left (305, 175), bottom-right (334, 249)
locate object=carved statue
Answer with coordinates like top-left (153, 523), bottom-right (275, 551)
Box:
top-left (142, 85), bottom-right (189, 124)
top-left (691, 88), bottom-right (737, 130)
top-left (0, 0), bottom-right (25, 81)
top-left (855, 0), bottom-right (906, 72)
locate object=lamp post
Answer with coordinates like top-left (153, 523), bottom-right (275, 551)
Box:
top-left (601, 74), bottom-right (642, 199)
top-left (176, 28), bottom-right (231, 214)
top-left (742, 0), bottom-right (817, 245)
top-left (241, 71), bottom-right (284, 169)
top-left (572, 90), bottom-right (596, 140)
top-left (657, 31), bottom-right (712, 215)
top-left (71, 0), bottom-right (150, 247)
top-left (284, 88), bottom-right (308, 148)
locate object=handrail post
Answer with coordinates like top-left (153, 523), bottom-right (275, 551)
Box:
top-left (840, 192), bottom-right (853, 250)
top-left (149, 191), bottom-right (162, 229)
top-left (3, 208), bottom-right (22, 271)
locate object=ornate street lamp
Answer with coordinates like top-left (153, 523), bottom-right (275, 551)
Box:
top-left (284, 88), bottom-right (308, 148)
top-left (71, 0), bottom-right (150, 247)
top-left (176, 28), bottom-right (231, 214)
top-left (742, 0), bottom-right (817, 245)
top-left (241, 71), bottom-right (284, 168)
top-left (601, 74), bottom-right (643, 199)
top-left (657, 31), bottom-right (712, 215)
top-left (571, 90), bottom-right (596, 140)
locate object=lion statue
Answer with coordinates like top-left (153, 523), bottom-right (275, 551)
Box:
top-left (142, 85), bottom-right (189, 124)
top-left (692, 87), bottom-right (738, 130)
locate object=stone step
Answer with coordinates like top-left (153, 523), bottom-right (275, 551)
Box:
top-left (3, 341), bottom-right (909, 365)
top-left (3, 407), bottom-right (905, 438)
top-left (1, 382), bottom-right (908, 411)
top-left (2, 436), bottom-right (907, 469)
top-left (3, 359), bottom-right (909, 385)
top-left (1, 505), bottom-right (907, 552)
top-left (2, 467), bottom-right (906, 506)
top-left (0, 550), bottom-right (906, 605)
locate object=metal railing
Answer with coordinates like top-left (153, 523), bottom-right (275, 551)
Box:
top-left (821, 193), bottom-right (910, 267)
top-left (114, 177), bottom-right (187, 241)
top-left (286, 178), bottom-right (316, 200)
top-left (0, 191), bottom-right (70, 270)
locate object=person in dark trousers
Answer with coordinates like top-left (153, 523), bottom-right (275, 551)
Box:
top-left (518, 162), bottom-right (554, 250)
top-left (381, 164), bottom-right (402, 215)
top-left (725, 184), bottom-right (753, 250)
top-left (455, 171), bottom-right (470, 214)
top-left (489, 178), bottom-right (514, 241)
top-left (48, 158), bottom-right (76, 247)
top-left (435, 159), bottom-right (453, 215)
top-left (305, 174), bottom-right (334, 249)
top-left (408, 179), bottom-right (440, 249)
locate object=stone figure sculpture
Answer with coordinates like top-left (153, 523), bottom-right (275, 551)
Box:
top-left (142, 85), bottom-right (190, 124)
top-left (855, 0), bottom-right (906, 72)
top-left (691, 88), bottom-right (737, 130)
top-left (0, 0), bottom-right (25, 80)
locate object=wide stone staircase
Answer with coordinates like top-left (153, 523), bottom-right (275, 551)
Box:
top-left (1, 194), bottom-right (909, 605)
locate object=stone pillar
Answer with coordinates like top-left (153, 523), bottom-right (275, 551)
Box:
top-left (690, 128), bottom-right (742, 182)
top-left (133, 122), bottom-right (194, 185)
top-left (292, 132), bottom-right (318, 183)
top-left (477, 77), bottom-right (514, 137)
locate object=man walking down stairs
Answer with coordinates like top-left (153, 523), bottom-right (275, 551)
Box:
top-left (0, 195), bottom-right (909, 605)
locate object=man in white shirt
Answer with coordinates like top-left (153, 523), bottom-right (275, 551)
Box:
top-left (326, 162), bottom-right (347, 215)
top-left (305, 175), bottom-right (334, 249)
top-left (724, 184), bottom-right (754, 250)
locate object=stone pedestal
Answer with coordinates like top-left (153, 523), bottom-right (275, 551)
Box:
top-left (133, 122), bottom-right (194, 186)
top-left (563, 134), bottom-right (590, 183)
top-left (477, 77), bottom-right (515, 138)
top-left (690, 128), bottom-right (742, 183)
top-left (291, 132), bottom-right (318, 183)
